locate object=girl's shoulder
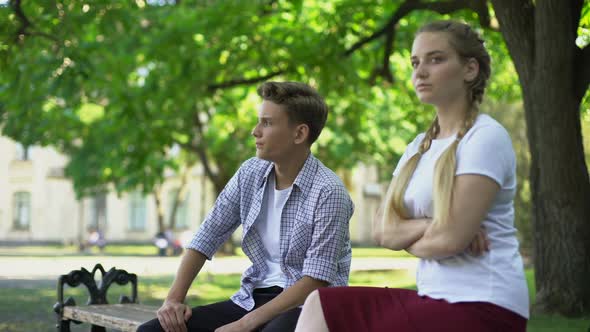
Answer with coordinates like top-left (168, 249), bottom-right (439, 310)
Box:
top-left (463, 114), bottom-right (512, 145)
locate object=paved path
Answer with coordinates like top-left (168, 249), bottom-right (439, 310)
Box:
top-left (0, 256), bottom-right (417, 279)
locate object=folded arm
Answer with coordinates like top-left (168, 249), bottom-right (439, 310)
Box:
top-left (372, 205), bottom-right (431, 250)
top-left (405, 174), bottom-right (499, 259)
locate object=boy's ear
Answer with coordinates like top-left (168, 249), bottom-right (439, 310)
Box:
top-left (294, 124), bottom-right (310, 145)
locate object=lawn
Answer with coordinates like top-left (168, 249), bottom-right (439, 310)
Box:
top-left (0, 244), bottom-right (414, 258)
top-left (0, 246), bottom-right (587, 331)
top-left (0, 267), bottom-right (588, 332)
top-left (0, 244), bottom-right (160, 257)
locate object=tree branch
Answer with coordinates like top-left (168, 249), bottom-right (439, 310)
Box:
top-left (10, 0), bottom-right (59, 43)
top-left (27, 30), bottom-right (60, 42)
top-left (344, 0), bottom-right (494, 57)
top-left (260, 0), bottom-right (280, 16)
top-left (207, 69), bottom-right (285, 92)
top-left (178, 110), bottom-right (226, 193)
top-left (11, 0), bottom-right (31, 41)
top-left (344, 0), bottom-right (414, 57)
top-left (421, 0), bottom-right (492, 22)
top-left (178, 139), bottom-right (221, 192)
top-left (384, 26), bottom-right (395, 82)
top-left (371, 27), bottom-right (396, 84)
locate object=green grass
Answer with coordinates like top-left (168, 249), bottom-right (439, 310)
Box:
top-left (0, 268), bottom-right (588, 332)
top-left (0, 245), bottom-right (80, 256)
top-left (523, 270), bottom-right (590, 331)
top-left (0, 244), bottom-right (162, 257)
top-left (0, 244), bottom-right (411, 258)
top-left (0, 246), bottom-right (587, 331)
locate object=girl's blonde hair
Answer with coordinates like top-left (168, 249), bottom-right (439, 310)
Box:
top-left (383, 20), bottom-right (491, 227)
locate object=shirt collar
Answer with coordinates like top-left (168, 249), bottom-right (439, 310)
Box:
top-left (259, 153), bottom-right (317, 198)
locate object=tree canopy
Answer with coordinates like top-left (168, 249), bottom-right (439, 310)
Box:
top-left (0, 0), bottom-right (521, 195)
top-left (1, 0), bottom-right (589, 315)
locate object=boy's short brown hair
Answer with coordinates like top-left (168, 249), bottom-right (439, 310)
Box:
top-left (257, 81), bottom-right (328, 145)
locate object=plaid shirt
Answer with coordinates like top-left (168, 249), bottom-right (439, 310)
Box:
top-left (188, 153), bottom-right (354, 310)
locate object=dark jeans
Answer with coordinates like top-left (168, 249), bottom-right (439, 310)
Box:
top-left (137, 287), bottom-right (301, 332)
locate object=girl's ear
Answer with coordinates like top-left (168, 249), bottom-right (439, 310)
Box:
top-left (464, 57), bottom-right (479, 82)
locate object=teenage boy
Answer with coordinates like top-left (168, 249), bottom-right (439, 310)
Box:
top-left (138, 81), bottom-right (354, 332)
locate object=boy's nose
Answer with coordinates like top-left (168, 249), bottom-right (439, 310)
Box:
top-left (252, 123), bottom-right (261, 137)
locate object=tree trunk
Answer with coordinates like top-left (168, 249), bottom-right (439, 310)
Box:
top-left (526, 76), bottom-right (590, 316)
top-left (153, 187), bottom-right (165, 234)
top-left (492, 0), bottom-right (590, 316)
top-left (168, 165), bottom-right (191, 231)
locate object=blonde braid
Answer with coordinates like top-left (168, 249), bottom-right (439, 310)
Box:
top-left (431, 107), bottom-right (479, 226)
top-left (381, 114), bottom-right (440, 224)
top-left (419, 116), bottom-right (440, 154)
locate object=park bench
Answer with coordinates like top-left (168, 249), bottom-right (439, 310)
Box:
top-left (53, 264), bottom-right (159, 332)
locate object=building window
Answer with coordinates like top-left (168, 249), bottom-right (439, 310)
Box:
top-left (128, 191), bottom-right (147, 231)
top-left (90, 194), bottom-right (107, 232)
top-left (13, 191), bottom-right (31, 230)
top-left (15, 143), bottom-right (31, 161)
top-left (168, 189), bottom-right (189, 229)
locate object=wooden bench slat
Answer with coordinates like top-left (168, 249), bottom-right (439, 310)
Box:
top-left (63, 304), bottom-right (158, 332)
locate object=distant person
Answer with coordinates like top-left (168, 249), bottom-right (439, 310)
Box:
top-left (138, 81), bottom-right (354, 332)
top-left (295, 20), bottom-right (529, 332)
top-left (154, 231), bottom-right (169, 257)
top-left (86, 228), bottom-right (106, 253)
top-left (165, 230), bottom-right (183, 256)
top-left (153, 230), bottom-right (183, 256)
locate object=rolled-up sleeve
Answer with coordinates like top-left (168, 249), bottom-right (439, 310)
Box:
top-left (187, 167), bottom-right (242, 259)
top-left (302, 186), bottom-right (353, 283)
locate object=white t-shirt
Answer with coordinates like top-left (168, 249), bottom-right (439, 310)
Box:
top-left (393, 114), bottom-right (529, 319)
top-left (254, 172), bottom-right (290, 288)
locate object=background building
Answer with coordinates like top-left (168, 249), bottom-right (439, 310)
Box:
top-left (0, 135), bottom-right (381, 246)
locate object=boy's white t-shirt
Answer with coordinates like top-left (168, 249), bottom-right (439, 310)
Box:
top-left (253, 172), bottom-right (290, 288)
top-left (393, 114), bottom-right (529, 319)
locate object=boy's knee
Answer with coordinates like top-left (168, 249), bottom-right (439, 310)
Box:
top-left (136, 318), bottom-right (163, 332)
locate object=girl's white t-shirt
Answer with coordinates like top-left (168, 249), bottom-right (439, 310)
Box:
top-left (393, 114), bottom-right (529, 319)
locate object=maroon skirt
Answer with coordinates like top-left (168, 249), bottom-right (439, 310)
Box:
top-left (318, 287), bottom-right (526, 332)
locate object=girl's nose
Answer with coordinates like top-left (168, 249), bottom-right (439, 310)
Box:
top-left (415, 64), bottom-right (428, 78)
